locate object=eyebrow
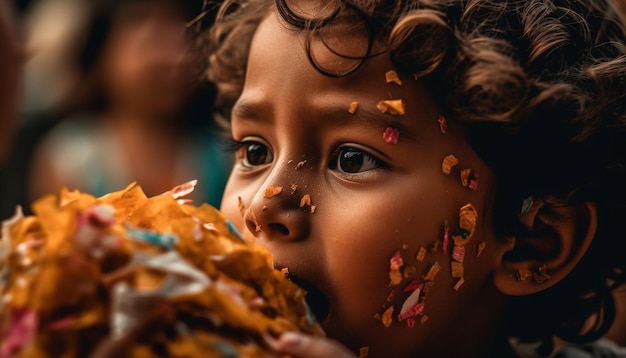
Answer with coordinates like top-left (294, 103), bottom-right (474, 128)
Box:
top-left (232, 99), bottom-right (419, 142)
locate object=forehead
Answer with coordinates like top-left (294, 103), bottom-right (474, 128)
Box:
top-left (242, 10), bottom-right (440, 132)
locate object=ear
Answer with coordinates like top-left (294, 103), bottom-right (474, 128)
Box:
top-left (493, 198), bottom-right (598, 296)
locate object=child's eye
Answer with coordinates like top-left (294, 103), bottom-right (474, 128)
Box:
top-left (233, 139), bottom-right (274, 167)
top-left (330, 146), bottom-right (384, 174)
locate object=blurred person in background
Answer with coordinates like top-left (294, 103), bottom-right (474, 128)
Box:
top-left (0, 0), bottom-right (26, 164)
top-left (27, 0), bottom-right (231, 208)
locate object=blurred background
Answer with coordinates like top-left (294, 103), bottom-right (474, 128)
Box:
top-left (0, 0), bottom-right (231, 220)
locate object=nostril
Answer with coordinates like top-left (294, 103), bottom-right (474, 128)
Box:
top-left (268, 223), bottom-right (290, 236)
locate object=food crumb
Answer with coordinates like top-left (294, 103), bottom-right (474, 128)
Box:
top-left (381, 306), bottom-right (394, 327)
top-left (442, 155), bottom-right (459, 175)
top-left (476, 241), bottom-right (486, 257)
top-left (383, 127), bottom-right (400, 144)
top-left (416, 247), bottom-right (427, 262)
top-left (377, 99), bottom-right (406, 115)
top-left (437, 114), bottom-right (448, 133)
top-left (299, 194), bottom-right (311, 207)
top-left (453, 277), bottom-right (465, 291)
top-left (310, 205), bottom-right (316, 214)
top-left (517, 268), bottom-right (532, 281)
top-left (348, 101), bottom-right (359, 114)
top-left (237, 196), bottom-right (245, 217)
top-left (359, 347), bottom-right (370, 358)
top-left (295, 160), bottom-right (306, 170)
top-left (290, 183), bottom-right (298, 194)
top-left (264, 186), bottom-right (283, 198)
top-left (385, 70), bottom-right (403, 86)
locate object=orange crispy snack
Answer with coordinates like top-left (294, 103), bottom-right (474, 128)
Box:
top-left (348, 101), bottom-right (359, 114)
top-left (376, 99), bottom-right (406, 115)
top-left (459, 203), bottom-right (478, 240)
top-left (385, 70), bottom-right (403, 86)
top-left (264, 186), bottom-right (283, 198)
top-left (0, 181), bottom-right (324, 357)
top-left (442, 155), bottom-right (459, 175)
top-left (300, 194), bottom-right (312, 207)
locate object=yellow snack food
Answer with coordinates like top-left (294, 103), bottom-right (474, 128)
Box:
top-left (0, 182), bottom-right (323, 357)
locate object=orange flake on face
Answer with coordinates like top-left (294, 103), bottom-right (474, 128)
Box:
top-left (359, 346), bottom-right (370, 358)
top-left (441, 155), bottom-right (459, 175)
top-left (517, 268), bottom-right (532, 281)
top-left (237, 196), bottom-right (246, 217)
top-left (382, 127), bottom-right (400, 144)
top-left (385, 70), bottom-right (403, 86)
top-left (381, 305), bottom-right (394, 327)
top-left (459, 203), bottom-right (477, 240)
top-left (437, 114), bottom-right (447, 133)
top-left (310, 205), bottom-right (316, 214)
top-left (420, 315), bottom-right (429, 325)
top-left (295, 160), bottom-right (306, 170)
top-left (299, 194), bottom-right (311, 207)
top-left (424, 261), bottom-right (441, 282)
top-left (389, 269), bottom-right (403, 286)
top-left (533, 264), bottom-right (551, 284)
top-left (416, 247), bottom-right (427, 262)
top-left (460, 168), bottom-right (472, 187)
top-left (430, 240), bottom-right (440, 253)
top-left (403, 265), bottom-right (417, 278)
top-left (476, 241), bottom-right (486, 257)
top-left (281, 267), bottom-right (290, 277)
top-left (377, 99), bottom-right (406, 115)
top-left (245, 209), bottom-right (262, 233)
top-left (451, 261), bottom-right (464, 278)
top-left (453, 277), bottom-right (465, 291)
top-left (290, 183), bottom-right (298, 194)
top-left (348, 101), bottom-right (359, 114)
top-left (264, 186), bottom-right (283, 198)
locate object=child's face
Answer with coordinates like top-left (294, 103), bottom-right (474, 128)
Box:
top-left (221, 11), bottom-right (510, 356)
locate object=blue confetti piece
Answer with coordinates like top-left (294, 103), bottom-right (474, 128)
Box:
top-left (226, 220), bottom-right (243, 240)
top-left (521, 196), bottom-right (534, 215)
top-left (211, 341), bottom-right (238, 358)
top-left (125, 225), bottom-right (178, 250)
top-left (303, 297), bottom-right (317, 326)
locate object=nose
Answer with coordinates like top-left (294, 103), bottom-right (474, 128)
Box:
top-left (243, 167), bottom-right (312, 242)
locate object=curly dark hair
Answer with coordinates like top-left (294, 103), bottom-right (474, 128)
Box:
top-left (205, 0), bottom-right (626, 351)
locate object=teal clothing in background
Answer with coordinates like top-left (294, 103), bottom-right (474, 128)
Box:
top-left (38, 117), bottom-right (231, 207)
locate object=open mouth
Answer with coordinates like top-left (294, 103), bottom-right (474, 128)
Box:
top-left (285, 274), bottom-right (331, 325)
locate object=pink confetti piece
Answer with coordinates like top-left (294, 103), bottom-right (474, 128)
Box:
top-left (390, 251), bottom-right (404, 270)
top-left (1, 308), bottom-right (38, 358)
top-left (156, 179), bottom-right (198, 199)
top-left (468, 175), bottom-right (479, 190)
top-left (398, 301), bottom-right (425, 322)
top-left (383, 127), bottom-right (399, 144)
top-left (452, 245), bottom-right (466, 263)
top-left (403, 280), bottom-right (423, 293)
top-left (442, 221), bottom-right (450, 254)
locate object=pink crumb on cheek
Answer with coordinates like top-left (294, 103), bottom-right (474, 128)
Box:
top-left (383, 127), bottom-right (400, 144)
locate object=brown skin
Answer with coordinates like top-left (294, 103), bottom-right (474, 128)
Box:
top-left (220, 11), bottom-right (516, 357)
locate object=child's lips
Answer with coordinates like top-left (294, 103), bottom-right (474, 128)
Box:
top-left (281, 270), bottom-right (331, 326)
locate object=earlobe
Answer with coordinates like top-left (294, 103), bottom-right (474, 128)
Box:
top-left (493, 199), bottom-right (598, 296)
